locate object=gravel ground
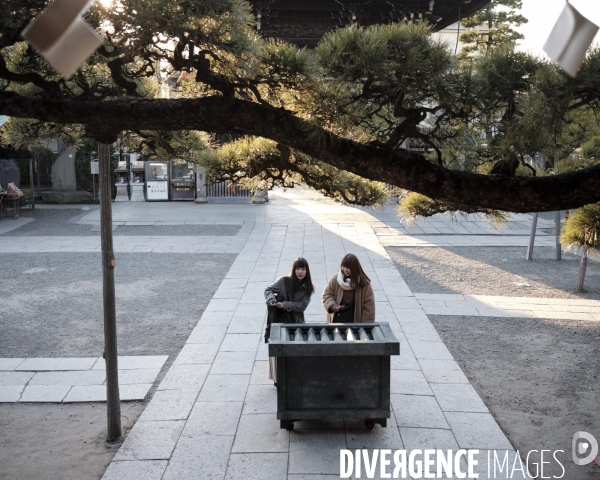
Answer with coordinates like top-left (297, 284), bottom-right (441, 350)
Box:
top-left (0, 252), bottom-right (235, 357)
top-left (0, 250), bottom-right (236, 480)
top-left (0, 403), bottom-right (145, 480)
top-left (1, 209), bottom-right (241, 237)
top-left (387, 246), bottom-right (600, 298)
top-left (388, 245), bottom-right (600, 479)
top-left (430, 315), bottom-right (600, 479)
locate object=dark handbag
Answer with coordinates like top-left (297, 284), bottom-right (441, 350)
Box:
top-left (334, 302), bottom-right (355, 323)
top-left (264, 280), bottom-right (295, 343)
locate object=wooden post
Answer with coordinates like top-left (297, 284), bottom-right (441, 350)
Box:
top-left (555, 211), bottom-right (561, 261)
top-left (98, 142), bottom-right (121, 442)
top-left (526, 212), bottom-right (538, 261)
top-left (554, 154), bottom-right (561, 261)
top-left (36, 160), bottom-right (41, 199)
top-left (29, 158), bottom-right (35, 210)
top-left (577, 246), bottom-right (589, 291)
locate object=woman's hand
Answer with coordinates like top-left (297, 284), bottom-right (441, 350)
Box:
top-left (270, 302), bottom-right (284, 309)
top-left (331, 304), bottom-right (345, 313)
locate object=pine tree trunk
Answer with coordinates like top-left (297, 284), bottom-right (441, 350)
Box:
top-left (577, 246), bottom-right (589, 291)
top-left (526, 212), bottom-right (538, 261)
top-left (98, 142), bottom-right (121, 442)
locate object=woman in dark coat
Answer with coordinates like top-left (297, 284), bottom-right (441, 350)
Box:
top-left (264, 257), bottom-right (315, 324)
top-left (264, 257), bottom-right (315, 385)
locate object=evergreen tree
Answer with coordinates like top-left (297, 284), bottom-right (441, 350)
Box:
top-left (459, 0), bottom-right (528, 57)
top-left (1, 1), bottom-right (600, 213)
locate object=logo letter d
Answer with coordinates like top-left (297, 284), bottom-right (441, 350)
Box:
top-left (572, 431), bottom-right (598, 466)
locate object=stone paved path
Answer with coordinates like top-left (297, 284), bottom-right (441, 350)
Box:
top-left (95, 191), bottom-right (517, 479)
top-left (1, 190), bottom-right (568, 479)
top-left (415, 293), bottom-right (600, 321)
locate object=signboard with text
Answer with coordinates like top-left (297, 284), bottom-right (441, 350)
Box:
top-left (146, 181), bottom-right (168, 200)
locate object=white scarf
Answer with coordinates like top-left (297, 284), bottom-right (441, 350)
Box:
top-left (337, 270), bottom-right (355, 291)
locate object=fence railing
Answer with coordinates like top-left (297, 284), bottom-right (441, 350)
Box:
top-left (205, 179), bottom-right (252, 197)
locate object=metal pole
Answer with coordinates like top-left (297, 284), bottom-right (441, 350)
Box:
top-left (526, 212), bottom-right (538, 261)
top-left (98, 142), bottom-right (121, 442)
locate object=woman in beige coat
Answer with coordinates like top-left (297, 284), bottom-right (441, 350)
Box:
top-left (322, 254), bottom-right (375, 323)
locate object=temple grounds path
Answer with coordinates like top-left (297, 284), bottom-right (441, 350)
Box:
top-left (1, 189), bottom-right (598, 479)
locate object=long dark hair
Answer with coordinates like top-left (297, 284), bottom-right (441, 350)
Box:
top-left (289, 257), bottom-right (315, 296)
top-left (340, 253), bottom-right (370, 289)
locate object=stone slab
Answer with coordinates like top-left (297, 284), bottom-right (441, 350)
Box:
top-left (184, 401), bottom-right (243, 437)
top-left (162, 434), bottom-right (234, 480)
top-left (288, 429), bottom-right (347, 474)
top-left (63, 384), bottom-right (152, 402)
top-left (232, 414), bottom-right (289, 453)
top-left (445, 412), bottom-right (513, 450)
top-left (173, 344), bottom-right (220, 365)
top-left (255, 342), bottom-right (269, 361)
top-left (0, 385), bottom-right (24, 402)
top-left (93, 356), bottom-right (168, 371)
top-left (242, 384), bottom-right (278, 414)
top-left (220, 334), bottom-right (261, 352)
top-left (0, 358), bottom-right (25, 370)
top-left (16, 358), bottom-right (97, 371)
top-left (204, 299), bottom-right (239, 312)
top-left (391, 394), bottom-right (449, 429)
top-left (118, 368), bottom-right (162, 385)
top-left (390, 369), bottom-right (433, 395)
top-left (390, 349), bottom-right (421, 371)
top-left (408, 341), bottom-right (455, 361)
top-left (419, 359), bottom-right (470, 384)
top-left (345, 411), bottom-right (403, 450)
top-left (0, 371), bottom-right (34, 386)
top-left (210, 351), bottom-right (256, 375)
top-left (431, 384), bottom-right (489, 413)
top-left (138, 389), bottom-right (199, 422)
top-left (225, 453), bottom-right (288, 480)
top-left (28, 370), bottom-right (105, 386)
top-left (227, 317), bottom-right (265, 334)
top-left (399, 427), bottom-right (460, 451)
top-left (20, 385), bottom-right (71, 402)
top-left (102, 460), bottom-right (168, 480)
top-left (197, 375), bottom-right (250, 402)
top-left (249, 361), bottom-right (271, 385)
top-left (114, 420), bottom-right (186, 461)
top-left (394, 309), bottom-right (431, 323)
top-left (157, 364), bottom-right (210, 391)
top-left (186, 327), bottom-right (228, 345)
top-left (213, 287), bottom-right (245, 299)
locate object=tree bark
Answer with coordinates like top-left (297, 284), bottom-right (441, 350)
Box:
top-left (3, 93), bottom-right (600, 212)
top-left (98, 142), bottom-right (121, 442)
top-left (29, 157), bottom-right (34, 210)
top-left (526, 213), bottom-right (538, 261)
top-left (577, 246), bottom-right (589, 291)
top-left (555, 211), bottom-right (561, 261)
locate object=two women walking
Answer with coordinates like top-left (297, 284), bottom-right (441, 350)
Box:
top-left (263, 253), bottom-right (375, 385)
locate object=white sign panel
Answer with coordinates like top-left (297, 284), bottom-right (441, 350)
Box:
top-left (146, 181), bottom-right (168, 200)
